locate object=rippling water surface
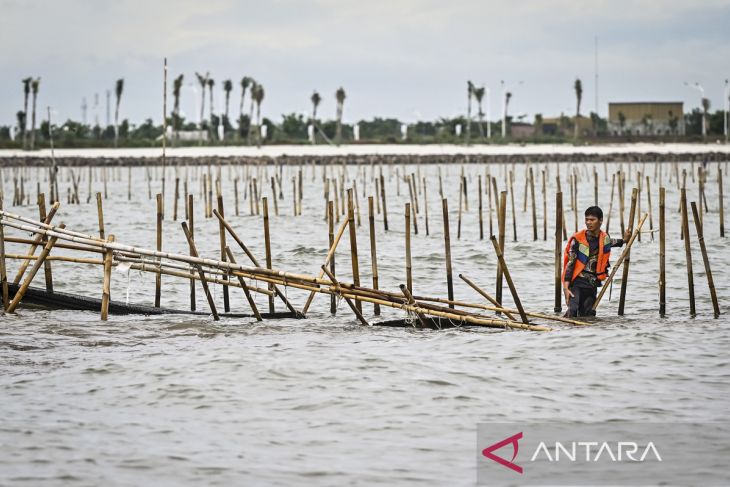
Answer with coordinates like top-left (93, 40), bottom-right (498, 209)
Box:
top-left (1, 161), bottom-right (728, 486)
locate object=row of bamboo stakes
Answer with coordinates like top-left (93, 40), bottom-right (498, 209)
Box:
top-left (0, 159), bottom-right (725, 324)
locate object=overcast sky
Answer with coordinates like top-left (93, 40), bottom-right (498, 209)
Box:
top-left (1, 0), bottom-right (729, 127)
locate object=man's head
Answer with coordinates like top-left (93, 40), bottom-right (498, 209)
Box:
top-left (584, 206), bottom-right (603, 233)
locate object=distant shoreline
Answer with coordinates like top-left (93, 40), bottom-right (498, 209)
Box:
top-left (1, 143), bottom-right (728, 166)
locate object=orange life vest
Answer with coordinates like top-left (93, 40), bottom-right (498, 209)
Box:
top-left (562, 229), bottom-right (612, 283)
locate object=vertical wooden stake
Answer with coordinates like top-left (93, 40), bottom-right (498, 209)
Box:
top-left (380, 174), bottom-right (388, 231)
top-left (187, 194), bottom-right (196, 311)
top-left (155, 193), bottom-right (162, 308)
top-left (96, 192), bottom-right (105, 239)
top-left (218, 195), bottom-right (230, 313)
top-left (368, 196), bottom-right (380, 315)
top-left (101, 234), bottom-right (115, 321)
top-left (263, 197), bottom-right (274, 313)
top-left (680, 188), bottom-right (695, 316)
top-left (328, 201), bottom-right (337, 314)
top-left (347, 189), bottom-right (361, 312)
top-left (618, 188), bottom-right (637, 316)
top-left (659, 187), bottom-right (666, 317)
top-left (37, 193), bottom-right (53, 293)
top-left (423, 176), bottom-right (429, 236)
top-left (405, 202), bottom-right (412, 292)
top-left (554, 191), bottom-right (563, 313)
top-left (478, 175), bottom-right (484, 240)
top-left (442, 198), bottom-right (454, 308)
top-left (0, 195), bottom-right (8, 310)
top-left (173, 177), bottom-right (180, 221)
top-left (224, 247), bottom-right (262, 321)
top-left (720, 168), bottom-right (725, 237)
top-left (530, 167), bottom-right (537, 241)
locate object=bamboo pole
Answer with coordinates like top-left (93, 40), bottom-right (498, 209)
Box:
top-left (7, 224), bottom-right (65, 314)
top-left (181, 221), bottom-right (219, 320)
top-left (720, 168), bottom-right (725, 237)
top-left (96, 192), bottom-right (105, 239)
top-left (489, 235), bottom-right (529, 324)
top-left (101, 234), bottom-right (115, 321)
top-left (680, 188), bottom-right (695, 316)
top-left (509, 171), bottom-right (517, 241)
top-left (618, 188), bottom-right (637, 316)
top-left (298, 213), bottom-right (349, 315)
top-left (13, 201), bottom-right (60, 284)
top-left (38, 193), bottom-right (53, 293)
top-left (592, 213), bottom-right (648, 311)
top-left (442, 198), bottom-right (454, 307)
top-left (478, 175), bottom-right (484, 239)
top-left (187, 194), bottom-right (196, 311)
top-left (173, 177), bottom-right (180, 221)
top-left (328, 201), bottom-right (337, 314)
top-left (457, 178), bottom-right (463, 239)
top-left (459, 274), bottom-right (517, 322)
top-left (368, 196), bottom-right (380, 316)
top-left (496, 191), bottom-right (507, 309)
top-left (542, 169), bottom-right (547, 241)
top-left (691, 201), bottom-right (718, 317)
top-left (347, 189), bottom-right (362, 312)
top-left (218, 195), bottom-right (231, 313)
top-left (0, 196), bottom-right (8, 310)
top-left (405, 202), bottom-right (412, 292)
top-left (322, 265), bottom-right (369, 326)
top-left (659, 187), bottom-right (666, 317)
top-left (155, 193), bottom-right (162, 308)
top-left (423, 176), bottom-right (429, 236)
top-left (380, 174), bottom-right (388, 231)
top-left (554, 191), bottom-right (563, 313)
top-left (262, 197), bottom-right (274, 313)
top-left (224, 247), bottom-right (262, 321)
top-left (530, 167), bottom-right (537, 240)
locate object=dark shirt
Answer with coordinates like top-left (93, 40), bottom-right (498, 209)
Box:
top-left (564, 232), bottom-right (624, 288)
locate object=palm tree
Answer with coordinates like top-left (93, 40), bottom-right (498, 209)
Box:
top-left (466, 81), bottom-right (474, 143)
top-left (29, 78), bottom-right (40, 150)
top-left (574, 78), bottom-right (583, 139)
top-left (114, 78), bottom-right (124, 147)
top-left (310, 91), bottom-right (321, 144)
top-left (247, 80), bottom-right (257, 145)
top-left (195, 72), bottom-right (208, 128)
top-left (223, 79), bottom-right (232, 120)
top-left (534, 113), bottom-right (543, 136)
top-left (252, 83), bottom-right (265, 147)
top-left (207, 78), bottom-right (215, 136)
top-left (335, 87), bottom-right (346, 145)
top-left (503, 91), bottom-right (512, 137)
top-left (472, 86), bottom-right (485, 138)
top-left (22, 77), bottom-right (31, 149)
top-left (238, 76), bottom-right (252, 137)
top-left (701, 97), bottom-right (710, 137)
top-left (172, 74), bottom-right (184, 138)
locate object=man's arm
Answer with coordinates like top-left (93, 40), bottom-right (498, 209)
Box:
top-left (609, 229), bottom-right (632, 247)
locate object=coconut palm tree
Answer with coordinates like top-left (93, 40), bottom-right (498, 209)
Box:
top-left (472, 86), bottom-right (485, 138)
top-left (701, 97), bottom-right (710, 137)
top-left (238, 76), bottom-right (252, 138)
top-left (310, 91), bottom-right (321, 144)
top-left (29, 78), bottom-right (40, 150)
top-left (466, 81), bottom-right (474, 143)
top-left (252, 83), bottom-right (265, 147)
top-left (207, 78), bottom-right (215, 136)
top-left (574, 78), bottom-right (583, 139)
top-left (114, 78), bottom-right (124, 147)
top-left (172, 74), bottom-right (184, 138)
top-left (22, 77), bottom-right (31, 149)
top-left (247, 80), bottom-right (257, 145)
top-left (223, 79), bottom-right (232, 120)
top-left (195, 72), bottom-right (208, 128)
top-left (335, 87), bottom-right (346, 145)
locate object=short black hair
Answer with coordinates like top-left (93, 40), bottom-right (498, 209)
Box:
top-left (585, 206), bottom-right (603, 220)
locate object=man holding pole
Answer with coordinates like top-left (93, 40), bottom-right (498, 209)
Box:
top-left (563, 206), bottom-right (630, 317)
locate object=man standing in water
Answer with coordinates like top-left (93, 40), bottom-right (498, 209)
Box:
top-left (562, 206), bottom-right (631, 317)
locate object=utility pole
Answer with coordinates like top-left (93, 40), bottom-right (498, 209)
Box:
top-left (594, 36), bottom-right (599, 115)
top-left (81, 97), bottom-right (88, 125)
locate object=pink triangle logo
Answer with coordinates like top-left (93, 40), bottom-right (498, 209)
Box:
top-left (482, 432), bottom-right (524, 474)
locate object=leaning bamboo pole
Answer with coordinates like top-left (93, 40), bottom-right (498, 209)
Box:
top-left (13, 201), bottom-right (61, 284)
top-left (7, 224), bottom-right (65, 313)
top-left (680, 188), bottom-right (696, 316)
top-left (101, 234), bottom-right (115, 321)
top-left (0, 196), bottom-right (8, 309)
top-left (690, 201), bottom-right (720, 317)
top-left (181, 221), bottom-right (219, 320)
top-left (489, 235), bottom-right (529, 324)
top-left (592, 213), bottom-right (648, 311)
top-left (322, 265), bottom-right (369, 326)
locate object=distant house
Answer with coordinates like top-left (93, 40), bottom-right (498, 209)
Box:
top-left (156, 128), bottom-right (209, 142)
top-left (538, 115), bottom-right (592, 136)
top-left (510, 122), bottom-right (534, 139)
top-left (608, 102), bottom-right (684, 136)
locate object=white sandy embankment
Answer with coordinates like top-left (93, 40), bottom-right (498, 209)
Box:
top-left (1, 143), bottom-right (729, 159)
